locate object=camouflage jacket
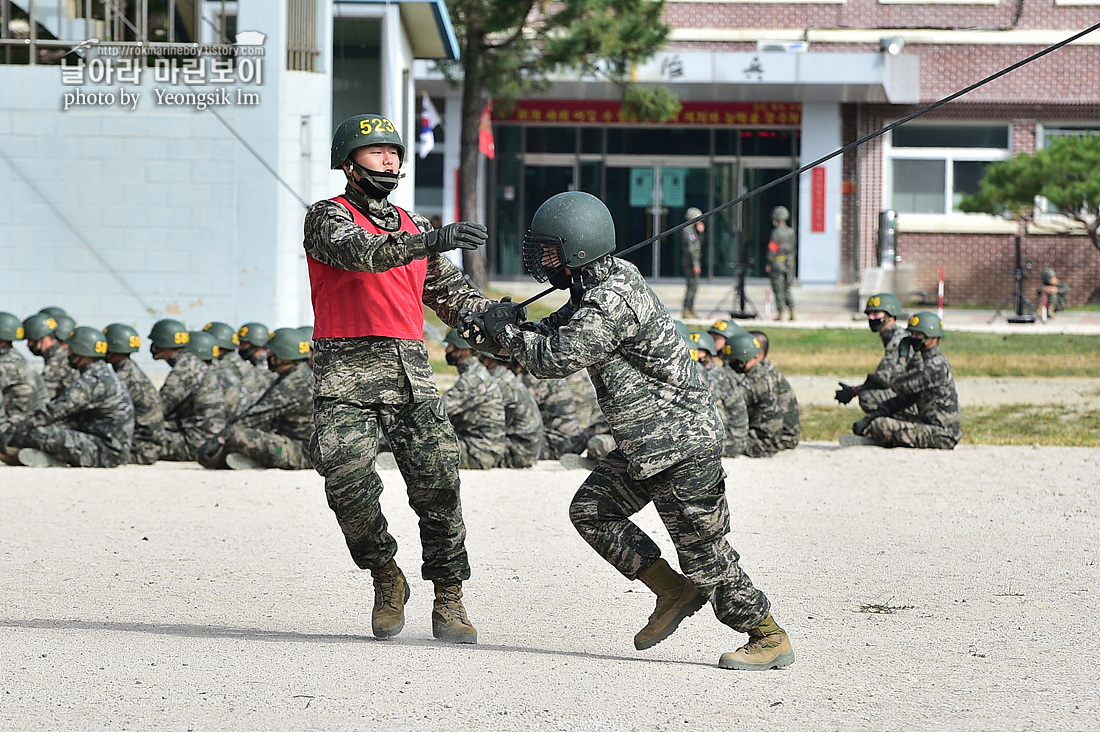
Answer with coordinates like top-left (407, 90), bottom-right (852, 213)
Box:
top-left (498, 256), bottom-right (724, 480)
top-left (234, 360), bottom-right (315, 444)
top-left (112, 357), bottom-right (166, 454)
top-left (705, 359), bottom-right (749, 458)
top-left (740, 357), bottom-right (801, 458)
top-left (35, 359), bottom-right (134, 461)
top-left (0, 344), bottom-right (47, 417)
top-left (441, 356), bottom-right (506, 468)
top-left (222, 352), bottom-right (273, 408)
top-left (874, 344), bottom-right (962, 444)
top-left (41, 341), bottom-right (78, 400)
top-left (857, 322), bottom-right (911, 407)
top-left (162, 352), bottom-right (226, 450)
top-left (521, 372), bottom-right (585, 451)
top-left (680, 226), bottom-right (702, 271)
top-left (210, 358), bottom-right (249, 422)
top-left (303, 184), bottom-right (488, 404)
top-left (486, 363), bottom-right (545, 468)
top-left (766, 224), bottom-right (797, 269)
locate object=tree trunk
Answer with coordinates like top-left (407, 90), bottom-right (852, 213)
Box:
top-left (458, 28), bottom-right (489, 291)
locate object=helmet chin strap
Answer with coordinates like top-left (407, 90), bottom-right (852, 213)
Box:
top-left (345, 160), bottom-right (406, 192)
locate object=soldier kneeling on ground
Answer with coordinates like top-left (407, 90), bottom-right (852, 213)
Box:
top-left (1, 326), bottom-right (134, 468)
top-left (197, 327), bottom-right (315, 470)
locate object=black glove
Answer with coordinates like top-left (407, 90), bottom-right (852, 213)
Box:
top-left (835, 382), bottom-right (859, 405)
top-left (424, 222), bottom-right (488, 253)
top-left (483, 297), bottom-right (527, 339)
top-left (457, 308), bottom-right (508, 358)
top-left (196, 436), bottom-right (229, 470)
top-left (863, 373), bottom-right (888, 390)
top-left (853, 416), bottom-right (873, 436)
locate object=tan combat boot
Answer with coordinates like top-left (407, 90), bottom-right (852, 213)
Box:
top-left (432, 581), bottom-right (478, 644)
top-left (634, 558), bottom-right (707, 650)
top-left (788, 308), bottom-right (796, 321)
top-left (718, 613), bottom-right (795, 670)
top-left (370, 559), bottom-right (410, 639)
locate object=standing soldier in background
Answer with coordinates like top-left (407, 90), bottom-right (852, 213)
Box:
top-left (479, 352), bottom-right (545, 468)
top-left (103, 323), bottom-right (166, 465)
top-left (304, 114), bottom-right (489, 644)
top-left (151, 320), bottom-right (226, 462)
top-left (201, 327), bottom-right (315, 471)
top-left (852, 312), bottom-right (962, 449)
top-left (765, 206), bottom-right (797, 321)
top-left (0, 312), bottom-right (47, 420)
top-left (463, 191), bottom-right (794, 671)
top-left (0, 326), bottom-right (134, 468)
top-left (680, 207), bottom-right (705, 319)
top-left (441, 329), bottom-right (506, 470)
top-left (23, 313), bottom-right (77, 400)
top-left (835, 293), bottom-right (911, 414)
top-left (205, 321), bottom-right (271, 407)
top-left (727, 331), bottom-right (800, 457)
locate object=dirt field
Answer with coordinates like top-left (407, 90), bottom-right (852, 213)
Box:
top-left (2, 445), bottom-right (1097, 731)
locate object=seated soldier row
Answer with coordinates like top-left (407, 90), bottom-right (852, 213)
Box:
top-left (0, 306), bottom-right (314, 469)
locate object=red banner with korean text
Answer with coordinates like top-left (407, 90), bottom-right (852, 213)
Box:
top-left (494, 100), bottom-right (801, 127)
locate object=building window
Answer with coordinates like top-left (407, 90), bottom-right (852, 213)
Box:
top-left (886, 123), bottom-right (1010, 214)
top-left (287, 0), bottom-right (319, 72)
top-left (1036, 125), bottom-right (1100, 213)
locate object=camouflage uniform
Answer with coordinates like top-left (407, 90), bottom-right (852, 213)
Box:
top-left (866, 344), bottom-right (962, 449)
top-left (442, 356), bottom-right (506, 470)
top-left (111, 357), bottom-right (166, 465)
top-left (704, 359), bottom-right (749, 458)
top-left (740, 357), bottom-right (801, 458)
top-left (160, 351), bottom-right (227, 461)
top-left (766, 222), bottom-right (797, 315)
top-left (857, 322), bottom-right (912, 413)
top-left (680, 224), bottom-right (702, 316)
top-left (521, 372), bottom-right (587, 459)
top-left (305, 184), bottom-right (485, 580)
top-left (40, 341), bottom-right (78, 400)
top-left (485, 361), bottom-right (545, 468)
top-left (221, 359), bottom-right (314, 469)
top-left (0, 344), bottom-right (47, 418)
top-left (221, 351), bottom-right (274, 407)
top-left (11, 359), bottom-right (134, 467)
top-left (497, 256), bottom-right (771, 633)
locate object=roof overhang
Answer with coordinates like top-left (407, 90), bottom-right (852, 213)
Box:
top-left (337, 0), bottom-right (460, 60)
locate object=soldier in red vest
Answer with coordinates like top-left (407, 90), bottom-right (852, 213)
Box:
top-left (304, 114), bottom-right (489, 644)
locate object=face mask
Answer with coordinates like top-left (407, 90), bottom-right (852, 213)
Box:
top-left (445, 351), bottom-right (458, 366)
top-left (868, 318), bottom-right (885, 333)
top-left (354, 168), bottom-right (401, 199)
top-left (904, 335), bottom-right (925, 352)
top-left (731, 361), bottom-right (749, 374)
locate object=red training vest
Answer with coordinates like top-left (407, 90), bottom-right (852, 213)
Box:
top-left (307, 196), bottom-right (427, 340)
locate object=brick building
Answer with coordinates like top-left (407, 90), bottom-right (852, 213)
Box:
top-left (417, 1), bottom-right (1100, 305)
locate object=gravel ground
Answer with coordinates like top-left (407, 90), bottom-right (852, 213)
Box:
top-left (2, 446), bottom-right (1098, 731)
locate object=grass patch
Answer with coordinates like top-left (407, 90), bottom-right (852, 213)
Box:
top-left (804, 404), bottom-right (1100, 447)
top-left (766, 328), bottom-right (1100, 377)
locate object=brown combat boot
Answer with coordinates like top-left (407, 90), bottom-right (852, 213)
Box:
top-left (718, 613), bottom-right (795, 670)
top-left (432, 581), bottom-right (477, 644)
top-left (788, 308), bottom-right (796, 321)
top-left (633, 558), bottom-right (707, 651)
top-left (370, 559), bottom-right (410, 639)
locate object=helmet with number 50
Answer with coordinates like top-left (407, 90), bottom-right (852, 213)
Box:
top-left (67, 326), bottom-right (109, 359)
top-left (103, 323), bottom-right (141, 354)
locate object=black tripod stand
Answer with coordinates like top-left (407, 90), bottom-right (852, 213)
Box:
top-left (989, 235), bottom-right (1037, 324)
top-left (709, 260), bottom-right (758, 319)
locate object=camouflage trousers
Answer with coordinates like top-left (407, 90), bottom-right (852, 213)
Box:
top-left (868, 416), bottom-right (959, 450)
top-left (682, 271), bottom-right (699, 313)
top-left (223, 424), bottom-right (312, 470)
top-left (161, 429), bottom-right (198, 461)
top-left (743, 428), bottom-right (799, 458)
top-left (456, 437), bottom-right (500, 470)
top-left (312, 396), bottom-right (470, 582)
top-left (769, 264), bottom-right (794, 312)
top-left (129, 436), bottom-right (162, 465)
top-left (568, 442), bottom-right (771, 633)
top-left (17, 425), bottom-right (127, 468)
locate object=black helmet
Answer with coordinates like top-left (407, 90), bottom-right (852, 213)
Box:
top-left (102, 323), bottom-right (141, 354)
top-left (267, 327), bottom-right (311, 361)
top-left (53, 315), bottom-right (77, 342)
top-left (330, 114), bottom-right (405, 168)
top-left (523, 191), bottom-right (616, 287)
top-left (0, 311), bottom-right (25, 341)
top-left (906, 311), bottom-right (944, 338)
top-left (67, 326), bottom-right (109, 358)
top-left (186, 330), bottom-right (220, 361)
top-left (22, 313), bottom-right (58, 342)
top-left (864, 292), bottom-right (902, 317)
top-left (203, 321), bottom-right (239, 352)
top-left (149, 319), bottom-right (190, 349)
top-left (237, 322), bottom-right (272, 347)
